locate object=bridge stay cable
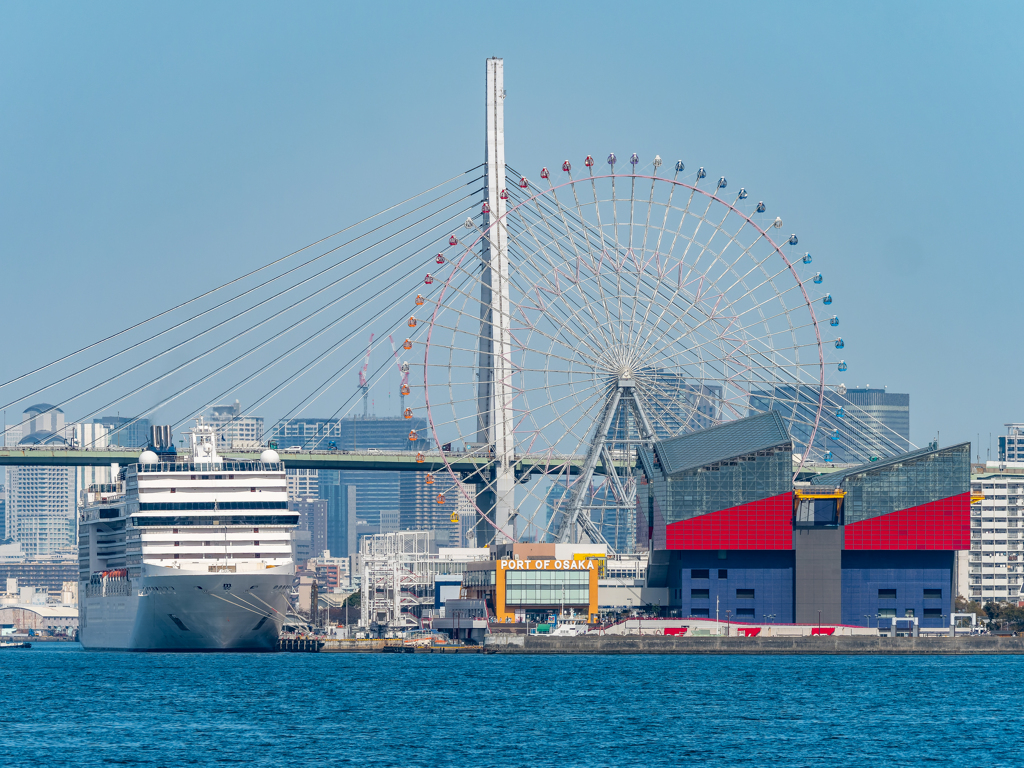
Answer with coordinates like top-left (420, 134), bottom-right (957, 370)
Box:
top-left (1, 182), bottom-right (484, 446)
top-left (0, 167), bottom-right (482, 395)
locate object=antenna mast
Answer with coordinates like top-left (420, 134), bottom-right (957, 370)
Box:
top-left (358, 333), bottom-right (374, 418)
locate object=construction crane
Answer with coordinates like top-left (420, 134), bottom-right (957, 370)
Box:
top-left (358, 333), bottom-right (374, 418)
top-left (388, 334), bottom-right (409, 416)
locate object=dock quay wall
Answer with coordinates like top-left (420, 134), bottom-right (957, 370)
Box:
top-left (483, 634), bottom-right (1024, 655)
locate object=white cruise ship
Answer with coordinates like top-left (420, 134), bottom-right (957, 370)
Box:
top-left (78, 421), bottom-right (297, 650)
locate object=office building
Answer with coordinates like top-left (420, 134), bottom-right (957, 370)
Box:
top-left (74, 423), bottom-right (111, 497)
top-left (206, 400), bottom-right (264, 449)
top-left (0, 560), bottom-right (79, 597)
top-left (286, 468), bottom-right (319, 503)
top-left (843, 388), bottom-right (910, 452)
top-left (319, 470), bottom-right (398, 535)
top-left (998, 425), bottom-right (1024, 463)
top-left (92, 415), bottom-right (151, 448)
top-left (267, 415), bottom-right (431, 451)
top-left (312, 416), bottom-right (429, 543)
top-left (399, 472), bottom-right (473, 547)
top-left (749, 385), bottom-right (910, 464)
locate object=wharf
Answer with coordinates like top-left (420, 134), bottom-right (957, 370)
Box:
top-left (276, 638), bottom-right (485, 653)
top-left (484, 634), bottom-right (1024, 655)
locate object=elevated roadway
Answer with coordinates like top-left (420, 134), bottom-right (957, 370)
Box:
top-left (0, 447), bottom-right (631, 480)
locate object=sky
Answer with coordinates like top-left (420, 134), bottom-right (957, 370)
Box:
top-left (0, 1), bottom-right (1021, 457)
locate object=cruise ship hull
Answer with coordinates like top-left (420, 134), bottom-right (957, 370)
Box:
top-left (80, 568), bottom-right (295, 651)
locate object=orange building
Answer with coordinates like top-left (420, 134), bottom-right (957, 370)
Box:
top-left (463, 543), bottom-right (604, 624)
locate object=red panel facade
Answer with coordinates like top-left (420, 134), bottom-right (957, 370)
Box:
top-left (665, 492), bottom-right (793, 550)
top-left (843, 492), bottom-right (970, 551)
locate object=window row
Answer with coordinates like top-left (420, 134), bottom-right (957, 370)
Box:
top-left (691, 588), bottom-right (755, 599)
top-left (878, 588), bottom-right (943, 599)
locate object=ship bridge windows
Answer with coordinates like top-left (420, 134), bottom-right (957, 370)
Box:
top-left (132, 515), bottom-right (299, 527)
top-left (139, 502), bottom-right (288, 511)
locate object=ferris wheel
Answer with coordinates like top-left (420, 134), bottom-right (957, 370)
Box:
top-left (414, 153), bottom-right (841, 552)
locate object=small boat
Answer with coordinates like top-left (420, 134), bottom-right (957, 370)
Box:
top-left (0, 641), bottom-right (32, 649)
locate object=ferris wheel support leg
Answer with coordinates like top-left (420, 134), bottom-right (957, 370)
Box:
top-left (557, 384), bottom-right (624, 546)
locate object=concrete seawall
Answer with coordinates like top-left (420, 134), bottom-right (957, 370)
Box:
top-left (485, 634), bottom-right (1024, 655)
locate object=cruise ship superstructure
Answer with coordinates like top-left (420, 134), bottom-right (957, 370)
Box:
top-left (78, 421), bottom-right (297, 650)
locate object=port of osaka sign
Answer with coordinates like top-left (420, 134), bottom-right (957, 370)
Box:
top-left (499, 559), bottom-right (596, 571)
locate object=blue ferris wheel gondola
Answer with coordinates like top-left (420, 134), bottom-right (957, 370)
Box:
top-left (823, 294), bottom-right (833, 305)
top-left (788, 234), bottom-right (799, 245)
top-left (823, 451), bottom-right (833, 462)
top-left (835, 338), bottom-right (844, 349)
top-left (802, 253), bottom-right (812, 264)
top-left (756, 201), bottom-right (766, 213)
top-left (830, 315), bottom-right (839, 327)
top-left (697, 167), bottom-right (707, 179)
top-left (813, 273), bottom-right (823, 284)
top-left (738, 188), bottom-right (748, 199)
top-left (675, 160), bottom-right (684, 172)
top-left (838, 360), bottom-right (847, 372)
top-left (718, 177), bottom-right (727, 189)
top-left (836, 406), bottom-right (845, 418)
top-left (831, 429), bottom-right (841, 440)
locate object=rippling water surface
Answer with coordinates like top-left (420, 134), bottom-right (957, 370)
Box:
top-left (3, 643), bottom-right (1022, 767)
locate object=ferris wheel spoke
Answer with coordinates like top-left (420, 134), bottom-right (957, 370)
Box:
top-left (624, 167), bottom-right (662, 349)
top-left (575, 168), bottom-right (624, 349)
top-left (633, 204), bottom-right (753, 355)
top-left (634, 235), bottom-right (797, 365)
top-left (634, 199), bottom-right (759, 359)
top-left (501, 199), bottom-right (618, 344)
top-left (533, 181), bottom-right (620, 352)
top-left (434, 257), bottom-right (607, 370)
top-left (511, 188), bottom-right (617, 352)
top-left (503, 214), bottom-right (619, 358)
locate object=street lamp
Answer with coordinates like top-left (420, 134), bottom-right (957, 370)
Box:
top-left (725, 609), bottom-right (732, 637)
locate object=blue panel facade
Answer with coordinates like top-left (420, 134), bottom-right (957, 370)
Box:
top-left (841, 551), bottom-right (954, 629)
top-left (674, 551), bottom-right (794, 623)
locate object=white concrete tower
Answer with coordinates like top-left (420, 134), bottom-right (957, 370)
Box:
top-left (478, 57), bottom-right (514, 544)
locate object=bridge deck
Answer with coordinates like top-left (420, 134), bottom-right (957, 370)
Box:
top-left (0, 448), bottom-right (628, 477)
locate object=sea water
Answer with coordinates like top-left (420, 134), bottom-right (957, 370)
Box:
top-left (2, 643), bottom-right (1022, 767)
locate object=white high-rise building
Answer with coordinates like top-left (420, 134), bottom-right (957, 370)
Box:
top-left (206, 400), bottom-right (264, 450)
top-left (74, 422), bottom-right (111, 503)
top-left (286, 468), bottom-right (319, 504)
top-left (966, 468), bottom-right (1023, 604)
top-left (5, 405), bottom-right (77, 558)
top-left (998, 424), bottom-right (1024, 463)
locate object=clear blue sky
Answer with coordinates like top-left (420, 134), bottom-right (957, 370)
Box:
top-left (1, 1), bottom-right (1020, 456)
